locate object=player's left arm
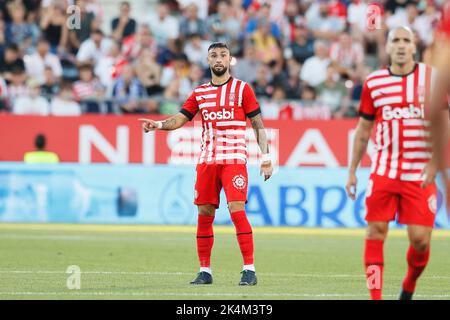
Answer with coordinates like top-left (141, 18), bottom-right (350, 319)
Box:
top-left (243, 82), bottom-right (273, 181)
top-left (249, 113), bottom-right (273, 181)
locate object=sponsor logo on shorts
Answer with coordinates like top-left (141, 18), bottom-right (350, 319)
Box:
top-left (428, 194), bottom-right (437, 214)
top-left (232, 174), bottom-right (246, 190)
top-left (366, 179), bottom-right (374, 198)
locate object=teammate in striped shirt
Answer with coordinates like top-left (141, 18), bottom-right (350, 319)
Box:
top-left (139, 42), bottom-right (273, 286)
top-left (430, 2), bottom-right (450, 211)
top-left (346, 27), bottom-right (437, 300)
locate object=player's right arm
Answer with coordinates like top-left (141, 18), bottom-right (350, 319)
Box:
top-left (346, 118), bottom-right (374, 200)
top-left (346, 80), bottom-right (375, 200)
top-left (139, 113), bottom-right (189, 132)
top-left (138, 91), bottom-right (199, 132)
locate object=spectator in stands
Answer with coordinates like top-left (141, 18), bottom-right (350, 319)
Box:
top-left (7, 67), bottom-right (29, 101)
top-left (13, 77), bottom-right (50, 115)
top-left (207, 0), bottom-right (241, 54)
top-left (135, 47), bottom-right (163, 96)
top-left (179, 3), bottom-right (207, 40)
top-left (233, 42), bottom-right (261, 84)
top-left (76, 29), bottom-right (113, 65)
top-left (39, 1), bottom-right (69, 54)
top-left (40, 66), bottom-right (60, 99)
top-left (183, 33), bottom-right (210, 69)
top-left (330, 32), bottom-right (364, 78)
top-left (5, 1), bottom-right (39, 54)
top-left (111, 64), bottom-right (147, 114)
top-left (300, 40), bottom-right (331, 87)
top-left (111, 1), bottom-right (137, 42)
top-left (160, 53), bottom-right (190, 90)
top-left (50, 81), bottom-right (82, 116)
top-left (25, 38), bottom-right (63, 85)
top-left (73, 62), bottom-right (105, 113)
top-left (305, 0), bottom-right (345, 41)
top-left (250, 18), bottom-right (283, 67)
top-left (0, 16), bottom-right (6, 57)
top-left (279, 0), bottom-right (305, 45)
top-left (68, 0), bottom-right (99, 53)
top-left (0, 44), bottom-right (26, 83)
top-left (245, 2), bottom-right (281, 40)
top-left (316, 65), bottom-right (350, 118)
top-left (23, 134), bottom-right (60, 164)
top-left (301, 85), bottom-right (317, 102)
top-left (288, 23), bottom-right (315, 65)
top-left (252, 64), bottom-right (274, 98)
top-left (147, 1), bottom-right (179, 48)
top-left (95, 40), bottom-right (127, 89)
top-left (0, 76), bottom-right (7, 111)
top-left (178, 0), bottom-right (208, 20)
top-left (122, 23), bottom-right (158, 62)
top-left (284, 58), bottom-right (302, 100)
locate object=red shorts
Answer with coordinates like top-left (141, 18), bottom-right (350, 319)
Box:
top-left (365, 174), bottom-right (437, 227)
top-left (194, 163), bottom-right (248, 208)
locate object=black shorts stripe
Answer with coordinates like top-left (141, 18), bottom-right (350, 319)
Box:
top-left (196, 235), bottom-right (214, 239)
top-left (365, 262), bottom-right (384, 266)
top-left (180, 108), bottom-right (194, 121)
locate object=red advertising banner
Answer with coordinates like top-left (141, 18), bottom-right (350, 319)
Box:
top-left (1, 115), bottom-right (447, 167)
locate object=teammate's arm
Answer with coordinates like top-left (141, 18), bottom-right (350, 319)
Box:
top-left (346, 118), bottom-right (374, 200)
top-left (430, 40), bottom-right (450, 177)
top-left (249, 113), bottom-right (273, 181)
top-left (138, 113), bottom-right (189, 132)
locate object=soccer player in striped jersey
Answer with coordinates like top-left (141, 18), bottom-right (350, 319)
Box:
top-left (346, 27), bottom-right (437, 300)
top-left (139, 42), bottom-right (273, 286)
top-left (430, 3), bottom-right (450, 211)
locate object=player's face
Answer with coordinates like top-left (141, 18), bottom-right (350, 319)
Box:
top-left (207, 48), bottom-right (231, 77)
top-left (387, 29), bottom-right (416, 66)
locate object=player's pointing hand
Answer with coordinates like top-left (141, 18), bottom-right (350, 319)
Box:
top-left (138, 118), bottom-right (162, 133)
top-left (346, 172), bottom-right (357, 201)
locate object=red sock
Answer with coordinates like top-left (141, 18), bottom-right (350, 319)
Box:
top-left (196, 215), bottom-right (214, 268)
top-left (231, 211), bottom-right (254, 265)
top-left (364, 239), bottom-right (384, 300)
top-left (402, 245), bottom-right (430, 293)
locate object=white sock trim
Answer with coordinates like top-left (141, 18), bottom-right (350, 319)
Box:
top-left (243, 264), bottom-right (255, 272)
top-left (200, 267), bottom-right (212, 274)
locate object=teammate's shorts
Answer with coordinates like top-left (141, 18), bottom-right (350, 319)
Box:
top-left (194, 163), bottom-right (248, 208)
top-left (365, 174), bottom-right (437, 227)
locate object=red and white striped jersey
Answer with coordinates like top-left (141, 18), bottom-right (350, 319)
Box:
top-left (180, 77), bottom-right (261, 164)
top-left (359, 63), bottom-right (435, 182)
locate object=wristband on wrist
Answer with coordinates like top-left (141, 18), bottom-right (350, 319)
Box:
top-left (261, 153), bottom-right (271, 163)
top-left (155, 121), bottom-right (163, 129)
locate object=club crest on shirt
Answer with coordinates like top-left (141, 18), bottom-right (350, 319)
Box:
top-left (418, 86), bottom-right (426, 100)
top-left (229, 93), bottom-right (236, 104)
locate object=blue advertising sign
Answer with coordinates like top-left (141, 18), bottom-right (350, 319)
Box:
top-left (0, 163), bottom-right (448, 228)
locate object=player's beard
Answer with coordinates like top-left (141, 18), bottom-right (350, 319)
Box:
top-left (211, 65), bottom-right (228, 77)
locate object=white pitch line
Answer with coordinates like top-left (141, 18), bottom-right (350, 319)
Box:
top-left (0, 292), bottom-right (449, 298)
top-left (1, 270), bottom-right (450, 280)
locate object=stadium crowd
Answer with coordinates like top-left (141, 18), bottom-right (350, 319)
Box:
top-left (0, 0), bottom-right (445, 119)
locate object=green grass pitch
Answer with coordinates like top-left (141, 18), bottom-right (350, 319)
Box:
top-left (0, 223), bottom-right (449, 300)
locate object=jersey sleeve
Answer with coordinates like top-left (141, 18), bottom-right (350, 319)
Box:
top-left (180, 92), bottom-right (199, 121)
top-left (439, 3), bottom-right (450, 37)
top-left (242, 83), bottom-right (261, 118)
top-left (358, 80), bottom-right (376, 120)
